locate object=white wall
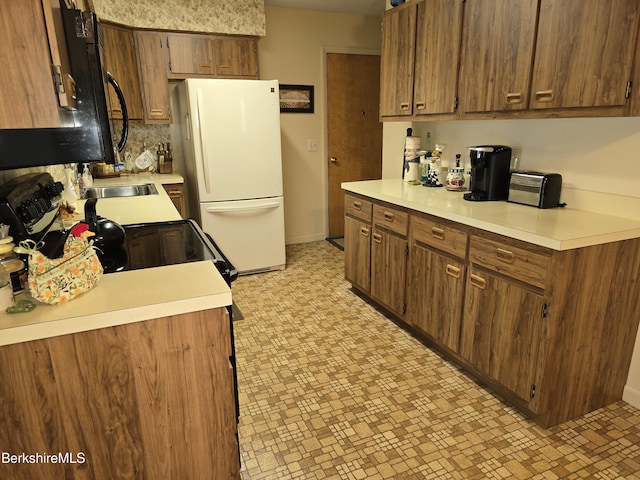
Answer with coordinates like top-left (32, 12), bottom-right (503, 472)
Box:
top-left (260, 6), bottom-right (381, 244)
top-left (382, 116), bottom-right (640, 409)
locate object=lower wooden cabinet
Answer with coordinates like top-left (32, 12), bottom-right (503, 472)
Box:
top-left (371, 227), bottom-right (407, 318)
top-left (343, 191), bottom-right (640, 427)
top-left (0, 308), bottom-right (240, 479)
top-left (460, 266), bottom-right (546, 406)
top-left (344, 215), bottom-right (371, 292)
top-left (407, 243), bottom-right (465, 352)
top-left (163, 183), bottom-right (187, 218)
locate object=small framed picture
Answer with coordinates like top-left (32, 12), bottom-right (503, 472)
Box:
top-left (279, 84), bottom-right (314, 113)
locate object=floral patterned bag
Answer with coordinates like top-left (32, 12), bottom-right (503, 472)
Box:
top-left (15, 235), bottom-right (103, 304)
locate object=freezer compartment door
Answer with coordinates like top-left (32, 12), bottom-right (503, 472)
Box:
top-left (186, 79), bottom-right (283, 202)
top-left (200, 197), bottom-right (286, 274)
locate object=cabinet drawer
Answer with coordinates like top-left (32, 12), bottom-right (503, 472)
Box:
top-left (469, 236), bottom-right (550, 289)
top-left (410, 214), bottom-right (468, 258)
top-left (345, 193), bottom-right (372, 222)
top-left (373, 204), bottom-right (408, 237)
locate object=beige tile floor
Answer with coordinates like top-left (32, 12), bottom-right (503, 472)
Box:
top-left (232, 241), bottom-right (640, 479)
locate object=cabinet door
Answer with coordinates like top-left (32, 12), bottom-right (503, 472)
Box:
top-left (379, 3), bottom-right (418, 117)
top-left (212, 37), bottom-right (259, 78)
top-left (344, 216), bottom-right (371, 292)
top-left (101, 24), bottom-right (144, 121)
top-left (134, 31), bottom-right (171, 123)
top-left (407, 243), bottom-right (465, 352)
top-left (413, 0), bottom-right (463, 115)
top-left (0, 0), bottom-right (74, 128)
top-left (460, 267), bottom-right (545, 404)
top-left (371, 228), bottom-right (407, 317)
top-left (163, 183), bottom-right (187, 218)
top-left (530, 0), bottom-right (638, 109)
top-left (167, 33), bottom-right (215, 76)
top-left (460, 0), bottom-right (538, 113)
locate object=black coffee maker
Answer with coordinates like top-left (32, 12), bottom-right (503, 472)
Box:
top-left (463, 145), bottom-right (512, 201)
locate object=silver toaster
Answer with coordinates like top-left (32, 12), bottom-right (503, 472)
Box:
top-left (507, 171), bottom-right (562, 209)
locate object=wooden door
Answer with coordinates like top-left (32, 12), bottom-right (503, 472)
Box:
top-left (344, 216), bottom-right (371, 292)
top-left (379, 3), bottom-right (417, 117)
top-left (134, 31), bottom-right (171, 123)
top-left (407, 244), bottom-right (465, 352)
top-left (459, 0), bottom-right (538, 113)
top-left (327, 53), bottom-right (382, 237)
top-left (101, 24), bottom-right (144, 121)
top-left (460, 267), bottom-right (545, 404)
top-left (413, 0), bottom-right (464, 116)
top-left (530, 0), bottom-right (638, 109)
top-left (371, 229), bottom-right (407, 318)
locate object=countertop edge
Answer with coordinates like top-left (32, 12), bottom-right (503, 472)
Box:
top-left (0, 290), bottom-right (232, 347)
top-left (342, 180), bottom-right (640, 251)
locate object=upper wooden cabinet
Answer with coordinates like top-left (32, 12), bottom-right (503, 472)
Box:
top-left (167, 33), bottom-right (259, 79)
top-left (101, 23), bottom-right (144, 121)
top-left (379, 2), bottom-right (417, 117)
top-left (212, 37), bottom-right (259, 78)
top-left (0, 0), bottom-right (76, 129)
top-left (167, 33), bottom-right (216, 76)
top-left (530, 0), bottom-right (638, 110)
top-left (382, 0), bottom-right (640, 120)
top-left (413, 0), bottom-right (464, 116)
top-left (459, 0), bottom-right (538, 113)
top-left (134, 30), bottom-right (172, 123)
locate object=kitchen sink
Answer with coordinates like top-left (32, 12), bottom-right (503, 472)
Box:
top-left (82, 183), bottom-right (159, 199)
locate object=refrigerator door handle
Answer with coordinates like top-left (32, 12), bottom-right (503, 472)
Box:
top-left (205, 202), bottom-right (281, 213)
top-left (196, 89), bottom-right (212, 194)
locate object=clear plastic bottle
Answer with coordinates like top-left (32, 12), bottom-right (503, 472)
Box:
top-left (0, 263), bottom-right (14, 310)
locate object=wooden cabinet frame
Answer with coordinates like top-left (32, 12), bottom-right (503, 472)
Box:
top-left (381, 0), bottom-right (640, 121)
top-left (344, 192), bottom-right (640, 427)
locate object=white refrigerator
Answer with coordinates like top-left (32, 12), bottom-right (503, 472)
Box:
top-left (173, 79), bottom-right (286, 274)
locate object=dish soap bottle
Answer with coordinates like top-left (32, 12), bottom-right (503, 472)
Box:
top-left (62, 167), bottom-right (78, 211)
top-left (0, 263), bottom-right (14, 310)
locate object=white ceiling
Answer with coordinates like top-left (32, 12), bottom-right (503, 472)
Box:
top-left (263, 0), bottom-right (385, 17)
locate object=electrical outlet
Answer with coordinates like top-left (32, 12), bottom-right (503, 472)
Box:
top-left (307, 139), bottom-right (318, 152)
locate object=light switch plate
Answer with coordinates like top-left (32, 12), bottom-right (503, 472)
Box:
top-left (307, 139), bottom-right (318, 152)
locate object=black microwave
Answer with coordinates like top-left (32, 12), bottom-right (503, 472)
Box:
top-left (0, 5), bottom-right (127, 170)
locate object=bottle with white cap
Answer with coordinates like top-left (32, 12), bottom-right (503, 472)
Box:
top-left (0, 262), bottom-right (14, 310)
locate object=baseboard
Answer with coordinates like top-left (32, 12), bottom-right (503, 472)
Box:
top-left (623, 384), bottom-right (640, 409)
top-left (285, 233), bottom-right (327, 244)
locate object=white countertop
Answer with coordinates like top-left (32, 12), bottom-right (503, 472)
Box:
top-left (0, 173), bottom-right (233, 347)
top-left (342, 179), bottom-right (640, 250)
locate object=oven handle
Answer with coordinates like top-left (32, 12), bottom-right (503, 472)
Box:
top-left (205, 202), bottom-right (280, 213)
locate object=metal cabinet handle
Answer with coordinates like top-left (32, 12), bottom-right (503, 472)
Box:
top-left (330, 157), bottom-right (337, 163)
top-left (360, 227), bottom-right (369, 237)
top-left (496, 248), bottom-right (515, 263)
top-left (415, 101), bottom-right (426, 110)
top-left (383, 212), bottom-right (395, 222)
top-left (400, 102), bottom-right (411, 110)
top-left (150, 108), bottom-right (165, 116)
top-left (353, 200), bottom-right (362, 210)
top-left (431, 226), bottom-right (445, 240)
top-left (198, 64), bottom-right (212, 71)
top-left (372, 232), bottom-right (382, 244)
top-left (446, 264), bottom-right (460, 279)
top-left (506, 92), bottom-right (523, 104)
top-left (470, 273), bottom-right (486, 289)
top-left (534, 90), bottom-right (555, 102)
